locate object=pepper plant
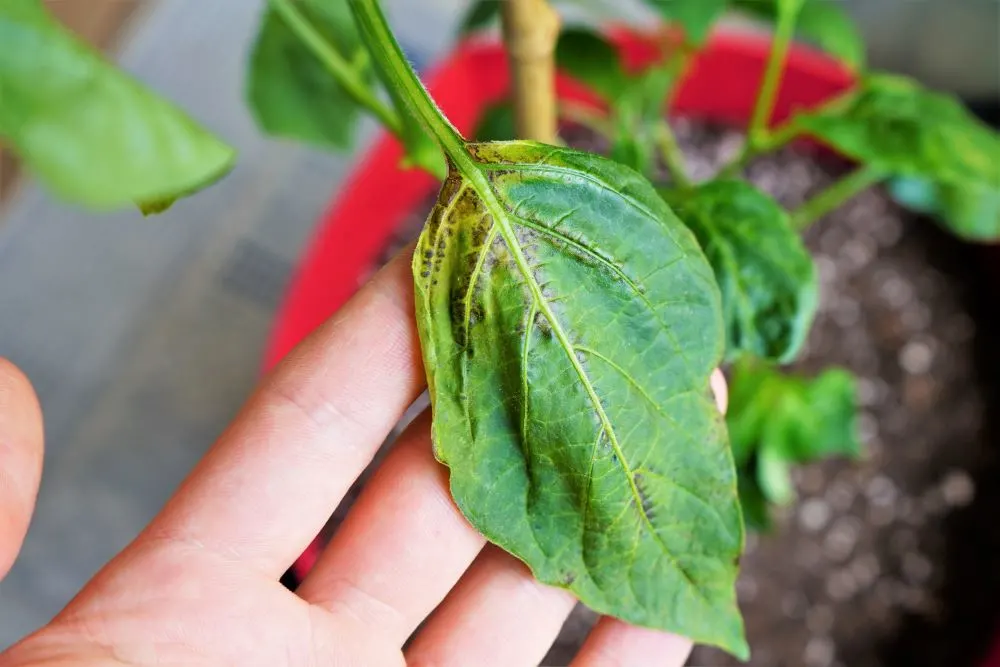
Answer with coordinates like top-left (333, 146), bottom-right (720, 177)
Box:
top-left (2, 0), bottom-right (998, 659)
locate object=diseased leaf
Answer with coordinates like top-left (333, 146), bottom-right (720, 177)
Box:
top-left (796, 74), bottom-right (1000, 192)
top-left (728, 359), bottom-right (860, 467)
top-left (643, 0), bottom-right (728, 45)
top-left (459, 0), bottom-right (500, 34)
top-left (662, 181), bottom-right (818, 363)
top-left (247, 0), bottom-right (367, 150)
top-left (0, 0), bottom-right (234, 210)
top-left (556, 28), bottom-right (629, 100)
top-left (415, 141), bottom-right (747, 658)
top-left (890, 176), bottom-right (1000, 242)
top-left (733, 0), bottom-right (866, 70)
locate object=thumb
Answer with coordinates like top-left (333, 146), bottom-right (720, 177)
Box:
top-left (0, 359), bottom-right (44, 580)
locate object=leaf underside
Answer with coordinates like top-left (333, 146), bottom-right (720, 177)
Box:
top-left (247, 0), bottom-right (366, 150)
top-left (413, 141), bottom-right (747, 658)
top-left (0, 0), bottom-right (234, 210)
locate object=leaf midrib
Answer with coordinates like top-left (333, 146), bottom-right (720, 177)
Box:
top-left (451, 150), bottom-right (698, 589)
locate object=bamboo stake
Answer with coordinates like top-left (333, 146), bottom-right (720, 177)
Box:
top-left (501, 0), bottom-right (561, 143)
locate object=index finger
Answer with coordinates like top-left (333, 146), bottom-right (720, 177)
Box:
top-left (140, 250), bottom-right (425, 576)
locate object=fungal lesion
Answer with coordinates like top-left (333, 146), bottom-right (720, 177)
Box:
top-left (632, 472), bottom-right (657, 521)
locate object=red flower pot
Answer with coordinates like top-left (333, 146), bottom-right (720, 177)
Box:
top-left (261, 30), bottom-right (1000, 664)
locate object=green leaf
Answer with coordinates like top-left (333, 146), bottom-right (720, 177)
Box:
top-left (473, 101), bottom-right (516, 142)
top-left (459, 0), bottom-right (500, 34)
top-left (728, 358), bottom-right (859, 467)
top-left (890, 176), bottom-right (1000, 242)
top-left (733, 0), bottom-right (866, 70)
top-left (643, 0), bottom-right (728, 45)
top-left (247, 0), bottom-right (367, 150)
top-left (756, 443), bottom-right (795, 505)
top-left (0, 0), bottom-right (234, 210)
top-left (737, 470), bottom-right (773, 531)
top-left (555, 28), bottom-right (630, 101)
top-left (661, 181), bottom-right (818, 363)
top-left (415, 142), bottom-right (747, 658)
top-left (796, 74), bottom-right (1000, 191)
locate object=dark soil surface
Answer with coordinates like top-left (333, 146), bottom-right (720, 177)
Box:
top-left (299, 121), bottom-right (1000, 667)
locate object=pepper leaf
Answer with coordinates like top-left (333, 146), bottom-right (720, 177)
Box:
top-left (0, 0), bottom-right (234, 210)
top-left (796, 74), bottom-right (1000, 192)
top-left (728, 358), bottom-right (860, 468)
top-left (890, 176), bottom-right (1000, 242)
top-left (459, 0), bottom-right (500, 34)
top-left (733, 0), bottom-right (866, 70)
top-left (415, 141), bottom-right (747, 658)
top-left (737, 470), bottom-right (773, 531)
top-left (556, 28), bottom-right (630, 100)
top-left (643, 0), bottom-right (728, 45)
top-left (247, 0), bottom-right (367, 150)
top-left (473, 101), bottom-right (516, 142)
top-left (661, 181), bottom-right (818, 364)
top-left (756, 443), bottom-right (795, 505)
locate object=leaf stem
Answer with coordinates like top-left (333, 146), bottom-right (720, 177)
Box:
top-left (747, 1), bottom-right (802, 144)
top-left (791, 165), bottom-right (884, 230)
top-left (349, 0), bottom-right (468, 168)
top-left (718, 118), bottom-right (800, 178)
top-left (558, 101), bottom-right (614, 138)
top-left (268, 0), bottom-right (401, 136)
top-left (655, 120), bottom-right (692, 187)
top-left (501, 0), bottom-right (561, 142)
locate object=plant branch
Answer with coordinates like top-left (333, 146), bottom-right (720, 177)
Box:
top-left (349, 0), bottom-right (468, 169)
top-left (719, 119), bottom-right (800, 178)
top-left (558, 101), bottom-right (614, 137)
top-left (748, 0), bottom-right (802, 144)
top-left (269, 0), bottom-right (401, 136)
top-left (655, 120), bottom-right (692, 188)
top-left (501, 0), bottom-right (561, 142)
top-left (791, 165), bottom-right (884, 230)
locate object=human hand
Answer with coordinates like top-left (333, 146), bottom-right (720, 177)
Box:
top-left (0, 251), bottom-right (724, 666)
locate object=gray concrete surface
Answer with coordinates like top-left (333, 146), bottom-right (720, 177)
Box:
top-left (0, 0), bottom-right (461, 647)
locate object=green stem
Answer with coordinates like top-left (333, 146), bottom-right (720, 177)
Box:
top-left (748, 1), bottom-right (802, 144)
top-left (349, 0), bottom-right (468, 168)
top-left (269, 0), bottom-right (401, 136)
top-left (719, 119), bottom-right (800, 178)
top-left (791, 166), bottom-right (884, 230)
top-left (718, 86), bottom-right (856, 178)
top-left (558, 101), bottom-right (614, 138)
top-left (655, 120), bottom-right (692, 188)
